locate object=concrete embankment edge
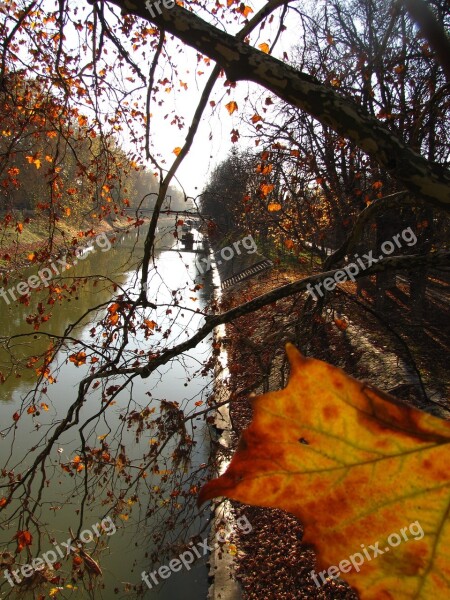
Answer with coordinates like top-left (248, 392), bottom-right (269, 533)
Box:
top-left (206, 264), bottom-right (243, 600)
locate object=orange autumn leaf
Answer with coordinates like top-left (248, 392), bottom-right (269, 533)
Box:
top-left (258, 42), bottom-right (270, 54)
top-left (284, 239), bottom-right (295, 250)
top-left (173, 147), bottom-right (182, 156)
top-left (267, 202), bottom-right (282, 212)
top-left (108, 302), bottom-right (120, 315)
top-left (108, 313), bottom-right (119, 326)
top-left (251, 113), bottom-right (262, 123)
top-left (199, 344), bottom-right (450, 600)
top-left (260, 183), bottom-right (274, 197)
top-left (65, 207), bottom-right (71, 217)
top-left (40, 402), bottom-right (49, 411)
top-left (0, 497), bottom-right (8, 509)
top-left (16, 222), bottom-right (23, 233)
top-left (334, 317), bottom-right (349, 331)
top-left (237, 4), bottom-right (253, 17)
top-left (15, 530), bottom-right (33, 552)
top-left (69, 351), bottom-right (87, 367)
top-left (225, 101), bottom-right (238, 115)
top-left (27, 405), bottom-right (36, 414)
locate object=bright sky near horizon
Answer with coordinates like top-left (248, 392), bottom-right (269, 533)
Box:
top-left (104, 0), bottom-right (302, 196)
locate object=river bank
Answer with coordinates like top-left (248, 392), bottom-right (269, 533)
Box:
top-left (207, 264), bottom-right (355, 599)
top-left (0, 213), bottom-right (136, 275)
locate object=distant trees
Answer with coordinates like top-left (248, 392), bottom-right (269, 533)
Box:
top-left (0, 73), bottom-right (148, 226)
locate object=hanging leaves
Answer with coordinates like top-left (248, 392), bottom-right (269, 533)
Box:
top-left (69, 352), bottom-right (87, 367)
top-left (258, 42), bottom-right (270, 54)
top-left (260, 183), bottom-right (274, 196)
top-left (199, 344), bottom-right (450, 599)
top-left (25, 155), bottom-right (41, 169)
top-left (225, 101), bottom-right (238, 115)
top-left (15, 530), bottom-right (33, 553)
top-left (237, 4), bottom-right (253, 17)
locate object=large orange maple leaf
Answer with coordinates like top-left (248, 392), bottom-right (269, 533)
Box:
top-left (199, 344), bottom-right (450, 599)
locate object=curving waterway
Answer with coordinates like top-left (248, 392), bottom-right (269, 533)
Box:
top-left (0, 221), bottom-right (214, 599)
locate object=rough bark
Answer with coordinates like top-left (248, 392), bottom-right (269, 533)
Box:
top-left (102, 0), bottom-right (450, 209)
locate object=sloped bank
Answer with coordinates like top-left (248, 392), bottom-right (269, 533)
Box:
top-left (207, 262), bottom-right (362, 600)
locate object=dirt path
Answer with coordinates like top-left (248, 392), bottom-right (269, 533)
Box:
top-left (213, 263), bottom-right (449, 599)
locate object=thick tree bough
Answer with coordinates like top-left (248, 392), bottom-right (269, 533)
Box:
top-left (101, 0), bottom-right (450, 209)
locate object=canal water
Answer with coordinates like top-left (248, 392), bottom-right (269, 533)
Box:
top-left (0, 222), bottom-right (214, 598)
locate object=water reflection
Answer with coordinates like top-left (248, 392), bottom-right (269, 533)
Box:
top-left (0, 223), bottom-right (214, 599)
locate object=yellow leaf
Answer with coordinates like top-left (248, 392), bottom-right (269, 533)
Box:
top-left (258, 42), bottom-right (270, 54)
top-left (199, 344), bottom-right (450, 599)
top-left (225, 101), bottom-right (238, 115)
